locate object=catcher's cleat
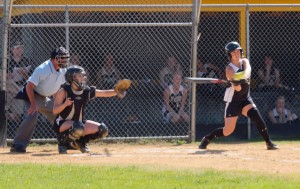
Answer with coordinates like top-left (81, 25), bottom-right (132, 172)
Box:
top-left (70, 141), bottom-right (90, 153)
top-left (266, 141), bottom-right (279, 150)
top-left (199, 137), bottom-right (210, 149)
top-left (58, 145), bottom-right (68, 154)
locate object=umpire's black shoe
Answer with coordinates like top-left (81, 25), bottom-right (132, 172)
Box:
top-left (10, 144), bottom-right (26, 153)
top-left (199, 137), bottom-right (210, 149)
top-left (58, 145), bottom-right (68, 154)
top-left (266, 141), bottom-right (279, 150)
top-left (70, 141), bottom-right (90, 153)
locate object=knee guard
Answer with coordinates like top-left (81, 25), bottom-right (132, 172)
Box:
top-left (68, 121), bottom-right (84, 140)
top-left (81, 123), bottom-right (108, 143)
top-left (98, 123), bottom-right (109, 138)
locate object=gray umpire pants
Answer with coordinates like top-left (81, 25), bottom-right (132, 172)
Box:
top-left (12, 94), bottom-right (56, 148)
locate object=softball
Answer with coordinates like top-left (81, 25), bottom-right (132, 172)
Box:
top-left (233, 71), bottom-right (245, 80)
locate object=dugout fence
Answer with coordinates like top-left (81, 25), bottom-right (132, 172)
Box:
top-left (1, 2), bottom-right (300, 144)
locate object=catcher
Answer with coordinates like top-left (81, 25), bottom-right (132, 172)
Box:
top-left (53, 65), bottom-right (131, 154)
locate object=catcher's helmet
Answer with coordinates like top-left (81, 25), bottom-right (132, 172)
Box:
top-left (225, 41), bottom-right (243, 54)
top-left (65, 65), bottom-right (86, 90)
top-left (51, 47), bottom-right (70, 68)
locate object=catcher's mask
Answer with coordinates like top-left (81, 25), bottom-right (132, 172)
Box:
top-left (225, 41), bottom-right (243, 59)
top-left (65, 65), bottom-right (87, 90)
top-left (51, 47), bottom-right (70, 68)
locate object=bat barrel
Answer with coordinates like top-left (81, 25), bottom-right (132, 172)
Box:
top-left (185, 77), bottom-right (227, 84)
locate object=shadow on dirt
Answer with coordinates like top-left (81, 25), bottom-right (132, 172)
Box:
top-left (193, 150), bottom-right (227, 155)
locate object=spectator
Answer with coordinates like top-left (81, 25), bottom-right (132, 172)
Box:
top-left (159, 55), bottom-right (182, 89)
top-left (97, 53), bottom-right (121, 89)
top-left (69, 52), bottom-right (90, 85)
top-left (69, 52), bottom-right (81, 66)
top-left (6, 41), bottom-right (33, 122)
top-left (197, 58), bottom-right (223, 79)
top-left (257, 54), bottom-right (284, 89)
top-left (268, 96), bottom-right (298, 124)
top-left (10, 47), bottom-right (69, 153)
top-left (196, 58), bottom-right (225, 99)
top-left (162, 72), bottom-right (189, 124)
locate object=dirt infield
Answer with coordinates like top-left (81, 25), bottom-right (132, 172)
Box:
top-left (1, 142), bottom-right (300, 175)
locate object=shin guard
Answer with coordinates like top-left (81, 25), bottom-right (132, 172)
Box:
top-left (80, 123), bottom-right (109, 144)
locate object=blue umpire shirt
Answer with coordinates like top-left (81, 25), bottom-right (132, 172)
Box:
top-left (28, 59), bottom-right (66, 97)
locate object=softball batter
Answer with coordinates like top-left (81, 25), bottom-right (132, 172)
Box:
top-left (199, 41), bottom-right (278, 150)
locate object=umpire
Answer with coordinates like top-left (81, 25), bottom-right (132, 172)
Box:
top-left (10, 47), bottom-right (69, 153)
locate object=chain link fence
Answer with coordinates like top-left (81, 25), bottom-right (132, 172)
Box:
top-left (1, 2), bottom-right (300, 142)
top-left (196, 5), bottom-right (300, 140)
top-left (3, 2), bottom-right (195, 142)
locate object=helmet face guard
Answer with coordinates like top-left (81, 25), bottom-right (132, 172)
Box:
top-left (65, 66), bottom-right (87, 90)
top-left (56, 55), bottom-right (70, 68)
top-left (73, 73), bottom-right (87, 91)
top-left (51, 47), bottom-right (70, 68)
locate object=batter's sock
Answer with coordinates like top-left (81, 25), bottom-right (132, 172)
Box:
top-left (205, 127), bottom-right (225, 141)
top-left (247, 108), bottom-right (271, 143)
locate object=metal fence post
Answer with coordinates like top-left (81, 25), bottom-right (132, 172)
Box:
top-left (0, 0), bottom-right (12, 147)
top-left (190, 0), bottom-right (200, 142)
top-left (246, 4), bottom-right (251, 140)
top-left (65, 5), bottom-right (70, 52)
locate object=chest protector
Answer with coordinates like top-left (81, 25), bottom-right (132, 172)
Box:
top-left (59, 84), bottom-right (92, 121)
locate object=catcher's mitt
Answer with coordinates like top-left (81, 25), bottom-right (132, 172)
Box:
top-left (114, 79), bottom-right (132, 99)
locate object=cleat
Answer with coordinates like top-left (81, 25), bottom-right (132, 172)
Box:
top-left (199, 137), bottom-right (210, 149)
top-left (58, 145), bottom-right (68, 154)
top-left (266, 141), bottom-right (279, 150)
top-left (10, 144), bottom-right (26, 153)
top-left (70, 141), bottom-right (90, 153)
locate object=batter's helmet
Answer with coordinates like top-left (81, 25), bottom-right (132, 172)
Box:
top-left (65, 65), bottom-right (86, 90)
top-left (225, 41), bottom-right (243, 54)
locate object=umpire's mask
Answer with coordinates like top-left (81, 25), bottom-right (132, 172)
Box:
top-left (51, 47), bottom-right (70, 68)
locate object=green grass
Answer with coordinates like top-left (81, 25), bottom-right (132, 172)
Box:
top-left (1, 163), bottom-right (300, 189)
